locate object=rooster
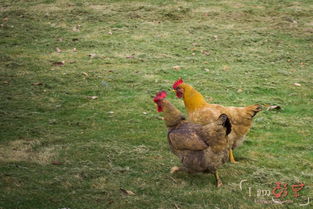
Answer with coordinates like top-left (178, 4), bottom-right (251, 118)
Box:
top-left (172, 78), bottom-right (261, 163)
top-left (153, 91), bottom-right (231, 187)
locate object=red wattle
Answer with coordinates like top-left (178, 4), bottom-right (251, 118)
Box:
top-left (176, 91), bottom-right (183, 98)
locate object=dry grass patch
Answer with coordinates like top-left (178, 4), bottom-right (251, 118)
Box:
top-left (0, 139), bottom-right (60, 165)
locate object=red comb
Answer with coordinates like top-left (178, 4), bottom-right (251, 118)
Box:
top-left (172, 78), bottom-right (183, 89)
top-left (153, 91), bottom-right (167, 102)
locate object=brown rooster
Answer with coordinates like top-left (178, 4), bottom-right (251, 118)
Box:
top-left (153, 91), bottom-right (231, 187)
top-left (172, 78), bottom-right (262, 163)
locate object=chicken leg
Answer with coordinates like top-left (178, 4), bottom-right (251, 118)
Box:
top-left (229, 149), bottom-right (237, 163)
top-left (214, 171), bottom-right (223, 187)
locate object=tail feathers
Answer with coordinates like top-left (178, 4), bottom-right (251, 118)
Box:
top-left (246, 104), bottom-right (262, 118)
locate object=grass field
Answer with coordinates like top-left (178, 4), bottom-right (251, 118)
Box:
top-left (0, 0), bottom-right (313, 208)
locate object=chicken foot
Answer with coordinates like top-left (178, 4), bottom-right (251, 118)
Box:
top-left (171, 167), bottom-right (223, 187)
top-left (214, 171), bottom-right (223, 187)
top-left (170, 166), bottom-right (188, 174)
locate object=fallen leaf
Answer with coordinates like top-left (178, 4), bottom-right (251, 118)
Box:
top-left (32, 82), bottom-right (43, 86)
top-left (223, 65), bottom-right (230, 71)
top-left (174, 203), bottom-right (181, 209)
top-left (72, 25), bottom-right (80, 32)
top-left (120, 188), bottom-right (135, 196)
top-left (88, 53), bottom-right (97, 58)
top-left (126, 55), bottom-right (135, 59)
top-left (266, 105), bottom-right (282, 111)
top-left (87, 96), bottom-right (98, 100)
top-left (113, 166), bottom-right (130, 173)
top-left (51, 161), bottom-right (63, 165)
top-left (172, 65), bottom-right (181, 70)
top-left (52, 61), bottom-right (65, 66)
top-left (56, 47), bottom-right (62, 53)
top-left (82, 72), bottom-right (89, 77)
top-left (201, 50), bottom-right (210, 55)
top-left (293, 83), bottom-right (301, 87)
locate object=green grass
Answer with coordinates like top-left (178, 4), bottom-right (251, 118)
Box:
top-left (1, 0), bottom-right (312, 208)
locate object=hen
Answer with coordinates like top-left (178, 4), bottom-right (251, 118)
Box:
top-left (153, 91), bottom-right (231, 187)
top-left (172, 78), bottom-right (261, 163)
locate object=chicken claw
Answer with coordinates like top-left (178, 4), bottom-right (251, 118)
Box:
top-left (170, 166), bottom-right (181, 174)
